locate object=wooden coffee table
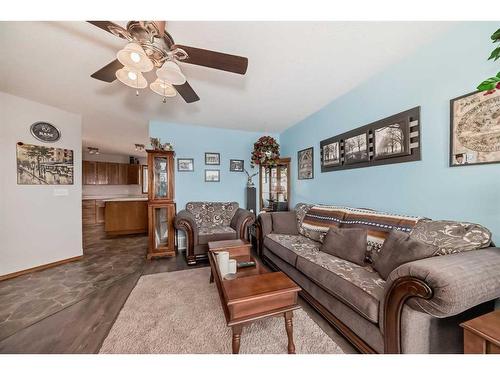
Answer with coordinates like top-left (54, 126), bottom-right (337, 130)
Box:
top-left (208, 239), bottom-right (301, 354)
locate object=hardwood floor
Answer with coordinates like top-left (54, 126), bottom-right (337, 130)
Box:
top-left (0, 225), bottom-right (355, 354)
top-left (0, 224), bottom-right (205, 354)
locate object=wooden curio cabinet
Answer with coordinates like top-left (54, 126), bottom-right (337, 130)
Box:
top-left (146, 150), bottom-right (176, 259)
top-left (259, 157), bottom-right (291, 212)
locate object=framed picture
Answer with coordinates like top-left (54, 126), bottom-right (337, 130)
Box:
top-left (297, 147), bottom-right (314, 180)
top-left (373, 118), bottom-right (410, 160)
top-left (177, 158), bottom-right (194, 172)
top-left (450, 90), bottom-right (500, 167)
top-left (344, 133), bottom-right (368, 164)
top-left (16, 142), bottom-right (74, 185)
top-left (205, 169), bottom-right (220, 182)
top-left (205, 152), bottom-right (220, 165)
top-left (230, 159), bottom-right (244, 172)
top-left (322, 141), bottom-right (340, 167)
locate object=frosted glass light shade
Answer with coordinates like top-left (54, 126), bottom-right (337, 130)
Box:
top-left (156, 61), bottom-right (186, 85)
top-left (150, 79), bottom-right (177, 97)
top-left (117, 43), bottom-right (153, 72)
top-left (116, 67), bottom-right (147, 89)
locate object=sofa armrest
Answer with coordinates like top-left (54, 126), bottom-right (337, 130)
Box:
top-left (258, 212), bottom-right (273, 237)
top-left (381, 247), bottom-right (500, 353)
top-left (230, 208), bottom-right (255, 239)
top-left (174, 210), bottom-right (199, 245)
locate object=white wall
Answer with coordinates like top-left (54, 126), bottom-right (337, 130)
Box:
top-left (82, 152), bottom-right (146, 197)
top-left (0, 91), bottom-right (83, 276)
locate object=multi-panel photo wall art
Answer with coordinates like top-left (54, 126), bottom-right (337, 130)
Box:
top-left (320, 107), bottom-right (421, 172)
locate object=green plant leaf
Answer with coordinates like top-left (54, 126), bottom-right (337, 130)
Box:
top-left (489, 46), bottom-right (500, 60)
top-left (496, 71), bottom-right (500, 79)
top-left (491, 28), bottom-right (500, 41)
top-left (477, 77), bottom-right (500, 91)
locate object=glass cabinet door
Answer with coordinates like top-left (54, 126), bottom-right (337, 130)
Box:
top-left (153, 156), bottom-right (168, 199)
top-left (154, 206), bottom-right (169, 248)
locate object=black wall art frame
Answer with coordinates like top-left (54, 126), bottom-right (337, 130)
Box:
top-left (320, 107), bottom-right (421, 172)
top-left (297, 147), bottom-right (314, 179)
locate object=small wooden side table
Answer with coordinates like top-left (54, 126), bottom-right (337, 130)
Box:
top-left (460, 310), bottom-right (500, 354)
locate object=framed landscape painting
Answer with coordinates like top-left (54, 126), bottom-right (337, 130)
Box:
top-left (177, 158), bottom-right (194, 172)
top-left (344, 133), bottom-right (368, 164)
top-left (205, 169), bottom-right (220, 182)
top-left (229, 159), bottom-right (244, 172)
top-left (297, 147), bottom-right (314, 179)
top-left (373, 119), bottom-right (410, 160)
top-left (322, 141), bottom-right (340, 167)
top-left (16, 142), bottom-right (74, 185)
top-left (450, 90), bottom-right (500, 167)
top-left (205, 152), bottom-right (220, 165)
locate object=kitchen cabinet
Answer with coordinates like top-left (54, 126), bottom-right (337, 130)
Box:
top-left (82, 200), bottom-right (97, 225)
top-left (105, 200), bottom-right (148, 235)
top-left (127, 164), bottom-right (140, 185)
top-left (96, 162), bottom-right (108, 185)
top-left (119, 164), bottom-right (128, 185)
top-left (82, 161), bottom-right (142, 185)
top-left (96, 200), bottom-right (106, 224)
top-left (107, 163), bottom-right (119, 185)
top-left (82, 161), bottom-right (97, 185)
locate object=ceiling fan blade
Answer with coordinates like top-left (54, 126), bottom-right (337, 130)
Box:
top-left (173, 82), bottom-right (200, 103)
top-left (173, 44), bottom-right (248, 75)
top-left (91, 59), bottom-right (123, 82)
top-left (153, 21), bottom-right (166, 37)
top-left (87, 21), bottom-right (129, 39)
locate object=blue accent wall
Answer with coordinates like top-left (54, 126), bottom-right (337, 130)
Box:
top-left (149, 121), bottom-right (270, 212)
top-left (280, 22), bottom-right (500, 241)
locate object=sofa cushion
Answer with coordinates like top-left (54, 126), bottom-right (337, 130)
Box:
top-left (265, 233), bottom-right (319, 266)
top-left (272, 211), bottom-right (300, 235)
top-left (409, 219), bottom-right (491, 256)
top-left (296, 248), bottom-right (386, 323)
top-left (372, 230), bottom-right (438, 280)
top-left (320, 227), bottom-right (368, 266)
top-left (295, 202), bottom-right (313, 236)
top-left (299, 204), bottom-right (424, 260)
top-left (198, 225), bottom-right (237, 245)
top-left (266, 233), bottom-right (385, 323)
top-left (186, 202), bottom-right (239, 227)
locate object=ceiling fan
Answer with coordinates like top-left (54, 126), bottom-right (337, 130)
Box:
top-left (88, 21), bottom-right (248, 103)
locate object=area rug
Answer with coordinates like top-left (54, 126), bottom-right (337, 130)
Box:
top-left (99, 267), bottom-right (344, 354)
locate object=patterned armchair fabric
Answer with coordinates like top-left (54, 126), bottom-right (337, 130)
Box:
top-left (176, 202), bottom-right (254, 265)
top-left (185, 201), bottom-right (239, 228)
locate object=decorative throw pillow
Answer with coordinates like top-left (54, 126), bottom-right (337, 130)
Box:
top-left (409, 219), bottom-right (492, 256)
top-left (372, 230), bottom-right (438, 280)
top-left (319, 227), bottom-right (368, 266)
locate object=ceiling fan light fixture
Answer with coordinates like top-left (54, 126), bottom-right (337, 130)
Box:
top-left (116, 67), bottom-right (147, 89)
top-left (156, 61), bottom-right (186, 85)
top-left (117, 43), bottom-right (153, 72)
top-left (150, 78), bottom-right (177, 97)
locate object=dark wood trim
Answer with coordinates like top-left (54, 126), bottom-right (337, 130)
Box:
top-left (239, 216), bottom-right (254, 239)
top-left (176, 218), bottom-right (196, 264)
top-left (320, 107), bottom-right (421, 172)
top-left (0, 255), bottom-right (83, 282)
top-left (383, 276), bottom-right (433, 354)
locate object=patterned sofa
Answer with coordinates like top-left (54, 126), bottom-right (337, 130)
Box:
top-left (257, 203), bottom-right (500, 354)
top-left (174, 202), bottom-right (255, 265)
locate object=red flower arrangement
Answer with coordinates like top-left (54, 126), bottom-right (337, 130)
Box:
top-left (251, 136), bottom-right (280, 168)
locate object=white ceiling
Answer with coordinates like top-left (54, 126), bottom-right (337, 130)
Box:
top-left (0, 21), bottom-right (453, 156)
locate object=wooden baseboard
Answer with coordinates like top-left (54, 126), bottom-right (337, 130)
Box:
top-left (0, 255), bottom-right (84, 282)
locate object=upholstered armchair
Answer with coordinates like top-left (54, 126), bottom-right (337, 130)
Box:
top-left (174, 202), bottom-right (255, 265)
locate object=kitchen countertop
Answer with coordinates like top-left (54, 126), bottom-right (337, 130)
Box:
top-left (82, 195), bottom-right (147, 202)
